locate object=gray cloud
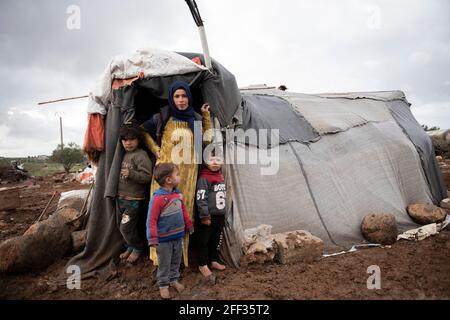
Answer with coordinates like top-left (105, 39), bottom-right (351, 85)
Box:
top-left (1, 0), bottom-right (449, 156)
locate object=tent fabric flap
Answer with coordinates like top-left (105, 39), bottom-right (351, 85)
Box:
top-left (385, 100), bottom-right (447, 203)
top-left (239, 93), bottom-right (320, 147)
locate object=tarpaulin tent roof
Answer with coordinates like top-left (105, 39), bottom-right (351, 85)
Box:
top-left (69, 49), bottom-right (446, 274)
top-left (86, 48), bottom-right (240, 126)
top-left (221, 88), bottom-right (446, 266)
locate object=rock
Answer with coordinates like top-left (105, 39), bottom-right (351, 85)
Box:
top-left (55, 208), bottom-right (84, 231)
top-left (24, 207), bottom-right (82, 236)
top-left (436, 156), bottom-right (443, 162)
top-left (0, 217), bottom-right (72, 273)
top-left (440, 198), bottom-right (450, 211)
top-left (240, 239), bottom-right (276, 266)
top-left (55, 207), bottom-right (83, 225)
top-left (240, 229), bottom-right (324, 266)
top-left (407, 204), bottom-right (447, 225)
top-left (272, 230), bottom-right (323, 264)
top-left (57, 190), bottom-right (90, 212)
top-left (71, 230), bottom-right (87, 252)
top-left (0, 186), bottom-right (21, 211)
top-left (0, 205), bottom-right (85, 273)
top-left (361, 213), bottom-right (398, 245)
top-left (240, 224), bottom-right (276, 266)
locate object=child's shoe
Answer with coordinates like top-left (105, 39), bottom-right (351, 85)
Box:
top-left (211, 261), bottom-right (226, 270)
top-left (159, 286), bottom-right (171, 299)
top-left (170, 281), bottom-right (185, 293)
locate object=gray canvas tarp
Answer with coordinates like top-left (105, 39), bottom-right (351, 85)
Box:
top-left (385, 100), bottom-right (447, 203)
top-left (236, 89), bottom-right (446, 204)
top-left (223, 121), bottom-right (433, 264)
top-left (239, 93), bottom-right (319, 146)
top-left (68, 101), bottom-right (124, 275)
top-left (221, 89), bottom-right (444, 265)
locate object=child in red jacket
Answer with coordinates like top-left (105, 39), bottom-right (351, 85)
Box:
top-left (146, 163), bottom-right (194, 299)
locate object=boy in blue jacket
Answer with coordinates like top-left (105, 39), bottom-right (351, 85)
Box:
top-left (147, 163), bottom-right (194, 299)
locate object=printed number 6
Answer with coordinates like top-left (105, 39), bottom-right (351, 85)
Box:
top-left (216, 191), bottom-right (225, 210)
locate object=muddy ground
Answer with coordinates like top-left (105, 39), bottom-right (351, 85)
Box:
top-left (0, 175), bottom-right (449, 300)
top-left (0, 176), bottom-right (90, 243)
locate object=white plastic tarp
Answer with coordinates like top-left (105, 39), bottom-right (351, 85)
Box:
top-left (87, 48), bottom-right (207, 114)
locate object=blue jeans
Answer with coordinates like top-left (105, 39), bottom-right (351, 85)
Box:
top-left (155, 238), bottom-right (183, 288)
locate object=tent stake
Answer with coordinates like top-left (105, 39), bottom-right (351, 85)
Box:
top-left (36, 191), bottom-right (58, 223)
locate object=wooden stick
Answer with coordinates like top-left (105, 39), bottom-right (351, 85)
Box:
top-left (80, 183), bottom-right (94, 215)
top-left (37, 95), bottom-right (89, 105)
top-left (36, 191), bottom-right (58, 223)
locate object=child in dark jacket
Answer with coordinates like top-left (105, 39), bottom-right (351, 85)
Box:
top-left (196, 155), bottom-right (227, 278)
top-left (117, 124), bottom-right (152, 264)
top-left (146, 163), bottom-right (194, 299)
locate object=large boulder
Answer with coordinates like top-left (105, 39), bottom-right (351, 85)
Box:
top-left (407, 204), bottom-right (447, 225)
top-left (361, 213), bottom-right (398, 245)
top-left (71, 230), bottom-right (87, 252)
top-left (272, 230), bottom-right (323, 264)
top-left (440, 198), bottom-right (450, 212)
top-left (25, 207), bottom-right (83, 235)
top-left (0, 216), bottom-right (72, 273)
top-left (57, 189), bottom-right (90, 212)
top-left (240, 227), bottom-right (324, 266)
top-left (0, 205), bottom-right (85, 274)
top-left (240, 239), bottom-right (276, 266)
top-left (240, 225), bottom-right (276, 266)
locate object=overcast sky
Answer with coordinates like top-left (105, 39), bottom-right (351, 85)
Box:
top-left (0, 0), bottom-right (449, 157)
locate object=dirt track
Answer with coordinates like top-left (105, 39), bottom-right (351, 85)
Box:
top-left (0, 176), bottom-right (449, 300)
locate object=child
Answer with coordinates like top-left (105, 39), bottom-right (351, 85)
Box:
top-left (117, 124), bottom-right (152, 263)
top-left (196, 155), bottom-right (227, 278)
top-left (147, 163), bottom-right (194, 299)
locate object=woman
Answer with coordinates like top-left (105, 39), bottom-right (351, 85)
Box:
top-left (142, 80), bottom-right (212, 266)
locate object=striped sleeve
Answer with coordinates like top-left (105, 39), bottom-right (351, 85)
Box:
top-left (181, 197), bottom-right (194, 234)
top-left (146, 196), bottom-right (161, 245)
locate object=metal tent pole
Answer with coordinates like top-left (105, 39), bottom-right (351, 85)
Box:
top-left (185, 0), bottom-right (212, 70)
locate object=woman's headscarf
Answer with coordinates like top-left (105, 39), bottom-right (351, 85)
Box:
top-left (168, 80), bottom-right (196, 132)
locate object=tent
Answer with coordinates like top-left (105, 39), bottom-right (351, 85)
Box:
top-left (69, 48), bottom-right (446, 273)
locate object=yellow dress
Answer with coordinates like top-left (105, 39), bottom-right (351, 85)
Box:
top-left (143, 111), bottom-right (212, 267)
